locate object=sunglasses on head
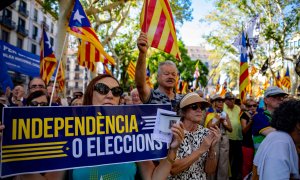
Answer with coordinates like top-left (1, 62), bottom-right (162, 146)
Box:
top-left (30, 84), bottom-right (45, 89)
top-left (29, 101), bottom-right (48, 106)
top-left (94, 83), bottom-right (123, 97)
top-left (247, 104), bottom-right (257, 108)
top-left (188, 103), bottom-right (206, 111)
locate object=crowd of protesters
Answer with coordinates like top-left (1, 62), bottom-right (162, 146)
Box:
top-left (0, 32), bottom-right (299, 180)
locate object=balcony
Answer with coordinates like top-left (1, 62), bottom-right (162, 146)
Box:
top-left (17, 25), bottom-right (28, 37)
top-left (18, 6), bottom-right (29, 17)
top-left (41, 21), bottom-right (49, 31)
top-left (9, 2), bottom-right (16, 9)
top-left (0, 16), bottom-right (16, 30)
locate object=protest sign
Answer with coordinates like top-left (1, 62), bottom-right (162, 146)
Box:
top-left (1, 104), bottom-right (171, 177)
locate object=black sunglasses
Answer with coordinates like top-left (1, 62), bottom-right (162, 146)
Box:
top-left (94, 83), bottom-right (123, 97)
top-left (29, 101), bottom-right (48, 106)
top-left (189, 103), bottom-right (206, 111)
top-left (247, 104), bottom-right (257, 108)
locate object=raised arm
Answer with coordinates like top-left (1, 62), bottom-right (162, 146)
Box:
top-left (135, 32), bottom-right (152, 103)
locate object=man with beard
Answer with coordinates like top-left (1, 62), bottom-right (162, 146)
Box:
top-left (135, 32), bottom-right (182, 110)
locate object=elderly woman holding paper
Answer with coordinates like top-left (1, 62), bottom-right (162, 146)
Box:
top-left (169, 92), bottom-right (221, 180)
top-left (71, 74), bottom-right (185, 180)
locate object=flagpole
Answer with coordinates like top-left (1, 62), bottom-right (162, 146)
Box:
top-left (83, 67), bottom-right (86, 93)
top-left (49, 33), bottom-right (69, 106)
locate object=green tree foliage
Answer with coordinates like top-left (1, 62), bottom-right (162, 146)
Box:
top-left (203, 0), bottom-right (300, 92)
top-left (146, 40), bottom-right (209, 88)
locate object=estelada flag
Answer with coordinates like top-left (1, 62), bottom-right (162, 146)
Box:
top-left (140, 0), bottom-right (181, 60)
top-left (67, 0), bottom-right (115, 65)
top-left (40, 28), bottom-right (57, 85)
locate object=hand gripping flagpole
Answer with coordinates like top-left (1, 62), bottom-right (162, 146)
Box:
top-left (49, 33), bottom-right (69, 106)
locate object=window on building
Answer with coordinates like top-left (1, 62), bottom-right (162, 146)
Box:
top-left (17, 37), bottom-right (23, 49)
top-left (3, 8), bottom-right (12, 18)
top-left (50, 37), bottom-right (54, 46)
top-left (34, 9), bottom-right (38, 22)
top-left (32, 26), bottom-right (38, 40)
top-left (31, 44), bottom-right (37, 54)
top-left (298, 40), bottom-right (300, 47)
top-left (18, 18), bottom-right (25, 28)
top-left (51, 23), bottom-right (54, 33)
top-left (2, 30), bottom-right (9, 43)
top-left (20, 0), bottom-right (27, 9)
top-left (75, 82), bottom-right (79, 88)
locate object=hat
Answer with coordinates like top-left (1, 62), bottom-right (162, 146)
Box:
top-left (210, 94), bottom-right (224, 102)
top-left (180, 92), bottom-right (210, 109)
top-left (264, 86), bottom-right (288, 98)
top-left (225, 92), bottom-right (235, 99)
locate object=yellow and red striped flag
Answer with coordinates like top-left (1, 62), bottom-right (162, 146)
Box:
top-left (281, 66), bottom-right (291, 89)
top-left (146, 65), bottom-right (154, 88)
top-left (103, 62), bottom-right (112, 75)
top-left (77, 40), bottom-right (100, 72)
top-left (40, 28), bottom-right (57, 85)
top-left (140, 0), bottom-right (181, 60)
top-left (67, 0), bottom-right (115, 65)
top-left (181, 81), bottom-right (188, 94)
top-left (127, 61), bottom-right (136, 80)
top-left (239, 31), bottom-right (250, 102)
top-left (57, 62), bottom-right (65, 92)
top-left (275, 71), bottom-right (282, 88)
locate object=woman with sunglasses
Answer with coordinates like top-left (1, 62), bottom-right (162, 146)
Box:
top-left (240, 99), bottom-right (257, 178)
top-left (168, 92), bottom-right (221, 180)
top-left (204, 94), bottom-right (232, 180)
top-left (72, 74), bottom-right (184, 180)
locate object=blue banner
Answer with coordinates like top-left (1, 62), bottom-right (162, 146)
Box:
top-left (0, 40), bottom-right (40, 77)
top-left (1, 104), bottom-right (171, 177)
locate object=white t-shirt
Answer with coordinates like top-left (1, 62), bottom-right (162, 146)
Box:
top-left (253, 131), bottom-right (299, 179)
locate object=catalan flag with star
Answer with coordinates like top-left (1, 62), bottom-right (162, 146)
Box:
top-left (281, 66), bottom-right (291, 89)
top-left (239, 31), bottom-right (250, 102)
top-left (67, 0), bottom-right (115, 65)
top-left (40, 28), bottom-right (57, 85)
top-left (140, 0), bottom-right (181, 60)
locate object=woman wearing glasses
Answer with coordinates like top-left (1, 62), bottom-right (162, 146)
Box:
top-left (168, 92), bottom-right (221, 180)
top-left (72, 74), bottom-right (184, 180)
top-left (240, 99), bottom-right (257, 178)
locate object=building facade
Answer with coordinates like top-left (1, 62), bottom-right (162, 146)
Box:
top-left (0, 0), bottom-right (57, 87)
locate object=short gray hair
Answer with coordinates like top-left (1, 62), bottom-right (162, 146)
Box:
top-left (157, 60), bottom-right (178, 75)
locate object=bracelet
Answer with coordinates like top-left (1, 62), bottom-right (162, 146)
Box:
top-left (166, 149), bottom-right (176, 164)
top-left (166, 154), bottom-right (175, 164)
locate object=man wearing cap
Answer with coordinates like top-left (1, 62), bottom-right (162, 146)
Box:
top-left (169, 92), bottom-right (221, 179)
top-left (252, 86), bottom-right (288, 152)
top-left (205, 94), bottom-right (232, 180)
top-left (223, 92), bottom-right (243, 180)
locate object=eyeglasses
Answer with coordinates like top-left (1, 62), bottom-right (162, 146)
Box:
top-left (29, 101), bottom-right (48, 106)
top-left (94, 83), bottom-right (123, 97)
top-left (247, 104), bottom-right (257, 108)
top-left (30, 84), bottom-right (45, 89)
top-left (188, 103), bottom-right (206, 111)
top-left (269, 95), bottom-right (287, 101)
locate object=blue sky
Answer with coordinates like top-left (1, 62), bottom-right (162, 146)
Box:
top-left (178, 0), bottom-right (214, 46)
